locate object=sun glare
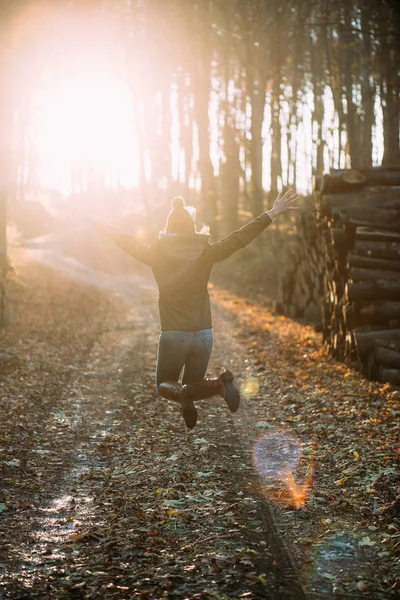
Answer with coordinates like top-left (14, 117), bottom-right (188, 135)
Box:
top-left (12, 5), bottom-right (139, 195)
top-left (33, 75), bottom-right (138, 193)
top-left (11, 4), bottom-right (384, 200)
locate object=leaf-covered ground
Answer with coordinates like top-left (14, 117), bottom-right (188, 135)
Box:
top-left (0, 249), bottom-right (399, 599)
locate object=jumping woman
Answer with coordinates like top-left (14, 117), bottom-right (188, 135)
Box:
top-left (94, 189), bottom-right (299, 429)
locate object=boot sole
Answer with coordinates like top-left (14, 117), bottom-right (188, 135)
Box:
top-left (180, 385), bottom-right (198, 429)
top-left (220, 370), bottom-right (240, 413)
top-left (182, 404), bottom-right (198, 429)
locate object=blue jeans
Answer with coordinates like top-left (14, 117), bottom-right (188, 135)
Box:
top-left (156, 329), bottom-right (214, 386)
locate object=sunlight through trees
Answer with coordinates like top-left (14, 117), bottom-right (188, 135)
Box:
top-left (0, 0), bottom-right (398, 232)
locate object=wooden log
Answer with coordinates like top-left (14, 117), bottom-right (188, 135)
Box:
top-left (348, 253), bottom-right (400, 272)
top-left (348, 208), bottom-right (400, 227)
top-left (359, 301), bottom-right (400, 323)
top-left (354, 328), bottom-right (400, 357)
top-left (346, 281), bottom-right (400, 302)
top-left (333, 335), bottom-right (345, 360)
top-left (332, 278), bottom-right (344, 296)
top-left (348, 305), bottom-right (400, 328)
top-left (335, 259), bottom-right (348, 275)
top-left (355, 227), bottom-right (400, 244)
top-left (349, 220), bottom-right (400, 233)
top-left (322, 329), bottom-right (330, 343)
top-left (345, 331), bottom-right (359, 361)
top-left (332, 208), bottom-right (400, 232)
top-left (321, 169), bottom-right (367, 195)
top-left (367, 353), bottom-right (381, 381)
top-left (321, 168), bottom-right (400, 195)
top-left (374, 345), bottom-right (400, 369)
top-left (330, 227), bottom-right (354, 250)
top-left (320, 187), bottom-right (400, 217)
top-left (321, 172), bottom-right (366, 195)
top-left (353, 240), bottom-right (400, 260)
top-left (333, 246), bottom-right (351, 262)
top-left (329, 290), bottom-right (338, 305)
top-left (349, 267), bottom-right (400, 282)
top-left (333, 297), bottom-right (344, 318)
top-left (366, 168), bottom-right (400, 187)
top-left (344, 206), bottom-right (400, 235)
top-left (343, 303), bottom-right (355, 328)
top-left (323, 270), bottom-right (333, 291)
top-left (376, 338), bottom-right (400, 352)
top-left (361, 360), bottom-right (370, 377)
top-left (379, 368), bottom-right (400, 385)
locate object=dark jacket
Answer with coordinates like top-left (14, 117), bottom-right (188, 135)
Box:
top-left (108, 212), bottom-right (272, 331)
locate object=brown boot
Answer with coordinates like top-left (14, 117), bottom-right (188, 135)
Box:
top-left (192, 370), bottom-right (240, 413)
top-left (157, 381), bottom-right (197, 429)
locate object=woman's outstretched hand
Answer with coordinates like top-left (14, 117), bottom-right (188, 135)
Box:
top-left (267, 189), bottom-right (300, 220)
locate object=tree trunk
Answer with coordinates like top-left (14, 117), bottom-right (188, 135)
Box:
top-left (310, 14), bottom-right (326, 178)
top-left (175, 68), bottom-right (193, 198)
top-left (380, 4), bottom-right (400, 168)
top-left (220, 45), bottom-right (239, 234)
top-left (270, 79), bottom-right (282, 202)
top-left (342, 3), bottom-right (361, 168)
top-left (193, 3), bottom-right (217, 235)
top-left (269, 0), bottom-right (283, 202)
top-left (0, 18), bottom-right (13, 275)
top-left (360, 10), bottom-right (374, 168)
top-left (247, 41), bottom-right (266, 217)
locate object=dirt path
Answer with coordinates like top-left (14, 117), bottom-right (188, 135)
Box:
top-left (0, 251), bottom-right (398, 599)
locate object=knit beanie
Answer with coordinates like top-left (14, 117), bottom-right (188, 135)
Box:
top-left (165, 197), bottom-right (196, 234)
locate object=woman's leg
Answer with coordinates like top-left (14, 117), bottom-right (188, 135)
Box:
top-left (156, 331), bottom-right (189, 387)
top-left (182, 329), bottom-right (214, 384)
top-left (156, 331), bottom-right (198, 429)
top-left (182, 330), bottom-right (240, 413)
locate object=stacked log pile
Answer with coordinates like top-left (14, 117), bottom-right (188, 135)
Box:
top-left (314, 167), bottom-right (400, 383)
top-left (274, 200), bottom-right (324, 324)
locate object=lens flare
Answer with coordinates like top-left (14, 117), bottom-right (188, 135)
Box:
top-left (252, 429), bottom-right (315, 510)
top-left (253, 430), bottom-right (301, 477)
top-left (241, 376), bottom-right (260, 397)
top-left (306, 533), bottom-right (376, 596)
